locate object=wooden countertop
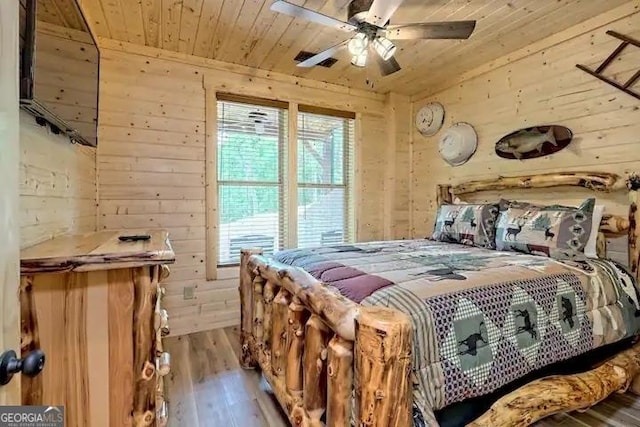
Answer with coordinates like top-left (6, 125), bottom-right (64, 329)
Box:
top-left (21, 230), bottom-right (176, 274)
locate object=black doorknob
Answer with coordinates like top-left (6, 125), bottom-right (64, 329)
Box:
top-left (0, 349), bottom-right (45, 385)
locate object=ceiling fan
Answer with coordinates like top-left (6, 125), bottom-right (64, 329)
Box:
top-left (271, 0), bottom-right (476, 76)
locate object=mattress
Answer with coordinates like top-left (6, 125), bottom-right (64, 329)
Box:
top-left (272, 239), bottom-right (640, 424)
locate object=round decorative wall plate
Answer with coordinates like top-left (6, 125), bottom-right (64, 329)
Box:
top-left (415, 102), bottom-right (445, 137)
top-left (439, 122), bottom-right (478, 166)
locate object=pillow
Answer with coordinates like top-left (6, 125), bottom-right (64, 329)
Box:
top-left (584, 204), bottom-right (605, 258)
top-left (432, 203), bottom-right (500, 249)
top-left (495, 198), bottom-right (595, 259)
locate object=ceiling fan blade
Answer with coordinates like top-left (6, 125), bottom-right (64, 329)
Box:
top-left (384, 21), bottom-right (477, 40)
top-left (271, 1), bottom-right (357, 32)
top-left (365, 0), bottom-right (405, 27)
top-left (375, 53), bottom-right (401, 76)
top-left (297, 40), bottom-right (349, 68)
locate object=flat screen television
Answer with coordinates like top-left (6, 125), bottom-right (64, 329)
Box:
top-left (20, 0), bottom-right (99, 147)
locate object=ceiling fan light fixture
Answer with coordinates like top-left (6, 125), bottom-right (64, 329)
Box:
top-left (373, 37), bottom-right (396, 61)
top-left (351, 51), bottom-right (368, 67)
top-left (347, 32), bottom-right (369, 56)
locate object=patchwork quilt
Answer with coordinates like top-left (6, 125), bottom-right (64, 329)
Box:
top-left (272, 239), bottom-right (640, 424)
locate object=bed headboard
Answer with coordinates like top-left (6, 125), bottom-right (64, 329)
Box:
top-left (436, 172), bottom-right (640, 282)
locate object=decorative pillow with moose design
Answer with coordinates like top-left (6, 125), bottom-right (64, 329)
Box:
top-left (495, 198), bottom-right (595, 259)
top-left (432, 204), bottom-right (500, 249)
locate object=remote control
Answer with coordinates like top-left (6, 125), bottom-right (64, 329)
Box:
top-left (118, 234), bottom-right (151, 242)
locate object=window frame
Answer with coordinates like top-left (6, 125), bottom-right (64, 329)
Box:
top-left (215, 95), bottom-right (289, 267)
top-left (205, 88), bottom-right (357, 279)
top-left (296, 109), bottom-right (355, 249)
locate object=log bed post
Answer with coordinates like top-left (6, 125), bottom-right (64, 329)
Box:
top-left (240, 248), bottom-right (262, 368)
top-left (286, 297), bottom-right (310, 398)
top-left (355, 307), bottom-right (413, 427)
top-left (272, 288), bottom-right (292, 377)
top-left (436, 184), bottom-right (453, 206)
top-left (628, 175), bottom-right (640, 395)
top-left (263, 281), bottom-right (276, 349)
top-left (327, 336), bottom-right (354, 427)
top-left (303, 315), bottom-right (331, 426)
top-left (253, 275), bottom-right (265, 345)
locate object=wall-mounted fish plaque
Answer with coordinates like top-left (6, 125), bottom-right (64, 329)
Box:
top-left (495, 125), bottom-right (573, 160)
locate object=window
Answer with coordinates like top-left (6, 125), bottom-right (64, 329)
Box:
top-left (297, 109), bottom-right (354, 248)
top-left (216, 95), bottom-right (354, 265)
top-left (217, 97), bottom-right (288, 265)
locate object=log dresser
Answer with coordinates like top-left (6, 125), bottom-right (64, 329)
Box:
top-left (19, 230), bottom-right (175, 427)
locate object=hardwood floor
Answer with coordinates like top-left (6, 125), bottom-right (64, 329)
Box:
top-left (165, 327), bottom-right (289, 427)
top-left (165, 328), bottom-right (640, 427)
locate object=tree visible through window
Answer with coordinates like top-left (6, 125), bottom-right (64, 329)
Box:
top-left (217, 96), bottom-right (354, 265)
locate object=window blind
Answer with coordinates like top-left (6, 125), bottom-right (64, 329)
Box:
top-left (297, 110), bottom-right (355, 248)
top-left (217, 99), bottom-right (288, 265)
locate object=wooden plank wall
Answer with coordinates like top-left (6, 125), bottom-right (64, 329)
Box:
top-left (410, 4), bottom-right (639, 265)
top-left (35, 22), bottom-right (99, 146)
top-left (20, 111), bottom-right (97, 248)
top-left (384, 93), bottom-right (412, 240)
top-left (96, 41), bottom-right (393, 335)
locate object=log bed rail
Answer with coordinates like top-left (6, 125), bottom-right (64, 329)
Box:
top-left (240, 251), bottom-right (414, 426)
top-left (240, 171), bottom-right (640, 427)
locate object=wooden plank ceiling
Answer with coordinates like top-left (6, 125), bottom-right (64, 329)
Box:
top-left (42, 0), bottom-right (631, 95)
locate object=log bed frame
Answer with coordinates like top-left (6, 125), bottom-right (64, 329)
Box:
top-left (239, 171), bottom-right (640, 427)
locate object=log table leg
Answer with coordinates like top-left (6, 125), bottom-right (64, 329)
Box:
top-left (133, 267), bottom-right (157, 427)
top-left (355, 307), bottom-right (413, 427)
top-left (20, 276), bottom-right (42, 405)
top-left (160, 265), bottom-right (171, 282)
